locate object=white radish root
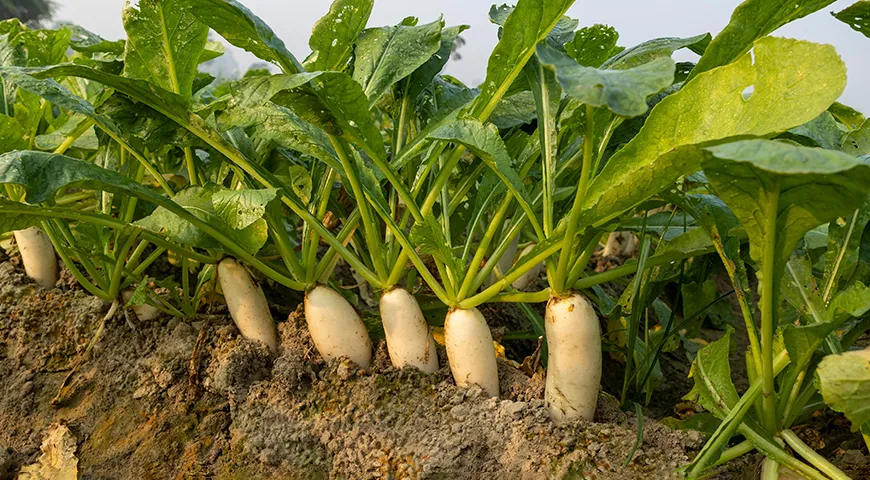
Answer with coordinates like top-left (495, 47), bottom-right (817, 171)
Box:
top-left (217, 258), bottom-right (279, 354)
top-left (602, 231), bottom-right (637, 258)
top-left (304, 285), bottom-right (372, 368)
top-left (545, 292), bottom-right (601, 423)
top-left (444, 307), bottom-right (499, 397)
top-left (379, 287), bottom-right (438, 373)
top-left (13, 227), bottom-right (57, 290)
top-left (511, 243), bottom-right (543, 291)
top-left (121, 289), bottom-right (161, 321)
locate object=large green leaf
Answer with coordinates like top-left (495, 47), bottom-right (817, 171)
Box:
top-left (137, 184), bottom-right (270, 254)
top-left (688, 0), bottom-right (836, 80)
top-left (833, 1), bottom-right (870, 39)
top-left (217, 103), bottom-right (339, 171)
top-left (816, 349), bottom-right (870, 430)
top-left (537, 42), bottom-right (674, 118)
top-left (185, 0), bottom-right (303, 73)
top-left (786, 111), bottom-right (846, 150)
top-left (306, 0), bottom-right (374, 72)
top-left (272, 72), bottom-right (385, 160)
top-left (470, 0), bottom-right (575, 120)
top-left (703, 139), bottom-right (870, 302)
top-left (122, 0), bottom-right (208, 98)
top-left (579, 37), bottom-right (847, 228)
top-left (353, 19), bottom-right (443, 108)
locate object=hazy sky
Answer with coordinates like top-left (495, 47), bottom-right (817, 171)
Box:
top-left (55, 0), bottom-right (869, 112)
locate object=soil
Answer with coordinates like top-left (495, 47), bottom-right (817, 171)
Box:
top-left (0, 256), bottom-right (866, 479)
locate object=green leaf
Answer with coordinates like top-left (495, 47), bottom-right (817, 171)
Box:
top-left (17, 28), bottom-right (71, 67)
top-left (285, 165), bottom-right (312, 205)
top-left (353, 19), bottom-right (443, 108)
top-left (407, 25), bottom-right (468, 100)
top-left (272, 72), bottom-right (385, 160)
top-left (688, 0), bottom-right (836, 80)
top-left (824, 199), bottom-right (870, 296)
top-left (185, 0), bottom-right (303, 73)
top-left (212, 188), bottom-right (279, 230)
top-left (565, 24), bottom-right (621, 68)
top-left (786, 111), bottom-right (846, 150)
top-left (137, 184), bottom-right (268, 254)
top-left (122, 0), bottom-right (208, 97)
top-left (489, 90), bottom-right (537, 129)
top-left (217, 103), bottom-right (339, 171)
top-left (471, 0), bottom-right (575, 120)
top-left (537, 42), bottom-right (674, 118)
top-left (0, 113), bottom-right (26, 153)
top-left (816, 349), bottom-right (870, 431)
top-left (66, 24), bottom-right (125, 56)
top-left (601, 34), bottom-right (709, 70)
top-left (833, 1), bottom-right (870, 39)
top-left (580, 37), bottom-right (847, 228)
top-left (843, 120), bottom-right (870, 156)
top-left (34, 115), bottom-right (98, 151)
top-left (488, 4), bottom-right (577, 45)
top-left (703, 139), bottom-right (870, 296)
top-left (306, 0), bottom-right (374, 72)
top-left (429, 118), bottom-right (542, 239)
top-left (199, 41), bottom-right (226, 64)
top-left (830, 102), bottom-right (865, 131)
top-left (409, 215), bottom-right (464, 279)
top-left (684, 328), bottom-right (740, 417)
top-left (826, 282), bottom-right (870, 323)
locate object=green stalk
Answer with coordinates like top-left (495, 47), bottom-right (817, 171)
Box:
top-left (565, 232), bottom-right (603, 287)
top-left (553, 104), bottom-right (595, 294)
top-left (182, 256), bottom-right (191, 315)
top-left (313, 209), bottom-right (362, 282)
top-left (823, 209), bottom-right (859, 303)
top-left (386, 146), bottom-right (466, 286)
top-left (107, 231), bottom-right (139, 299)
top-left (687, 350), bottom-right (790, 474)
top-left (780, 429), bottom-right (851, 480)
top-left (50, 217), bottom-right (108, 291)
top-left (125, 239), bottom-right (149, 272)
top-left (53, 118), bottom-right (95, 155)
top-left (28, 99), bottom-right (49, 150)
top-left (459, 240), bottom-right (563, 309)
top-left (54, 190), bottom-right (95, 206)
top-left (710, 440), bottom-right (754, 468)
top-left (330, 135), bottom-right (387, 281)
top-left (458, 194), bottom-right (514, 300)
top-left (40, 219), bottom-right (109, 299)
top-left (183, 146), bottom-right (198, 186)
top-left (760, 182), bottom-right (781, 433)
top-left (305, 168), bottom-right (335, 283)
top-left (132, 246), bottom-right (166, 278)
top-left (265, 207), bottom-right (305, 282)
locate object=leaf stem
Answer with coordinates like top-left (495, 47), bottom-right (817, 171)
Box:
top-left (780, 429), bottom-right (851, 480)
top-left (760, 181), bottom-right (781, 433)
top-left (554, 104), bottom-right (595, 294)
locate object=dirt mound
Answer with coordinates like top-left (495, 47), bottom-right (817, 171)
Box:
top-left (0, 260), bottom-right (703, 479)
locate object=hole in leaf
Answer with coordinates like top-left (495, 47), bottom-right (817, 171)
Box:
top-left (741, 85), bottom-right (754, 101)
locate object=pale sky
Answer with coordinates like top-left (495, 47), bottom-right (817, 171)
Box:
top-left (55, 0), bottom-right (870, 113)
